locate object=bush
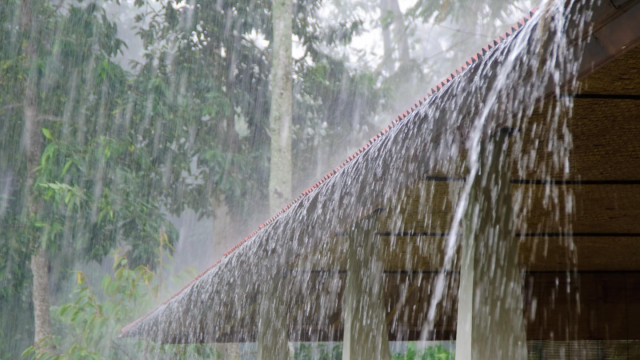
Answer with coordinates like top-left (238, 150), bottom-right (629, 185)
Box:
top-left (392, 343), bottom-right (454, 360)
top-left (22, 253), bottom-right (156, 360)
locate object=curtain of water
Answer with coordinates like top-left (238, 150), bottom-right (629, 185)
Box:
top-left (128, 0), bottom-right (598, 355)
top-left (422, 0), bottom-right (594, 342)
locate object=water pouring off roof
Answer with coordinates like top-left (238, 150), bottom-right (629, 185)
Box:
top-left (121, 0), bottom-right (640, 356)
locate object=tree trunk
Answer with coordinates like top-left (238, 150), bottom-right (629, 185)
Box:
top-left (30, 250), bottom-right (51, 349)
top-left (21, 0), bottom-right (52, 351)
top-left (267, 0), bottom-right (293, 215)
top-left (260, 0), bottom-right (293, 357)
top-left (389, 0), bottom-right (410, 66)
top-left (380, 0), bottom-right (394, 72)
top-left (379, 0), bottom-right (410, 72)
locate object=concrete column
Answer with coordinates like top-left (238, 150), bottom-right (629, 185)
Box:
top-left (342, 220), bottom-right (391, 360)
top-left (257, 272), bottom-right (293, 360)
top-left (216, 343), bottom-right (241, 359)
top-left (455, 132), bottom-right (527, 360)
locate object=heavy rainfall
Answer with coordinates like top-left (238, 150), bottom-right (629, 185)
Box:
top-left (2, 0), bottom-right (640, 359)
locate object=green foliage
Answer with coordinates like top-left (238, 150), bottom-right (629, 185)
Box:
top-left (22, 253), bottom-right (155, 360)
top-left (0, 1), bottom-right (178, 357)
top-left (0, 0), bottom-right (179, 286)
top-left (293, 55), bottom-right (381, 183)
top-left (1, 0), bottom-right (383, 357)
top-left (294, 343), bottom-right (342, 360)
top-left (21, 251), bottom-right (228, 360)
top-left (293, 342), bottom-right (453, 360)
top-left (33, 130), bottom-right (178, 268)
top-left (391, 343), bottom-right (454, 360)
top-left (128, 0), bottom-right (382, 218)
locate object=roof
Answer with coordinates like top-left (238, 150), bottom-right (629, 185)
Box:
top-left (121, 0), bottom-right (640, 343)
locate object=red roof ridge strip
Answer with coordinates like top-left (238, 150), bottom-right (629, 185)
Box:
top-left (211, 6), bottom-right (541, 275)
top-left (120, 9), bottom-right (538, 337)
top-left (119, 253), bottom-right (227, 335)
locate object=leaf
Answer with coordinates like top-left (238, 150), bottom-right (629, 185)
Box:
top-left (40, 142), bottom-right (56, 168)
top-left (42, 128), bottom-right (53, 140)
top-left (101, 276), bottom-right (110, 293)
top-left (40, 233), bottom-right (48, 251)
top-left (21, 346), bottom-right (35, 358)
top-left (70, 308), bottom-right (81, 322)
top-left (61, 160), bottom-right (73, 176)
top-left (59, 304), bottom-right (72, 317)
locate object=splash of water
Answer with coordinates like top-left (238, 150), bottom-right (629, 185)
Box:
top-left (423, 0), bottom-right (593, 339)
top-left (124, 0), bottom-right (598, 354)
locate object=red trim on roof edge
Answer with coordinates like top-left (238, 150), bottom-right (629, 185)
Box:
top-left (120, 8), bottom-right (538, 337)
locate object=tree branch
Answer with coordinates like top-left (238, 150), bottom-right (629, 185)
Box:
top-left (45, 0), bottom-right (65, 19)
top-left (38, 115), bottom-right (62, 122)
top-left (2, 103), bottom-right (22, 111)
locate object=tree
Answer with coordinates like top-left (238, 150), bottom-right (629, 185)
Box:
top-left (0, 0), bottom-right (383, 356)
top-left (128, 2), bottom-right (381, 358)
top-left (22, 253), bottom-right (157, 360)
top-left (19, 0), bottom-right (52, 350)
top-left (379, 0), bottom-right (410, 73)
top-left (267, 0), bottom-right (294, 215)
top-left (264, 0), bottom-right (294, 354)
top-left (0, 1), bottom-right (177, 356)
top-left (130, 0), bottom-right (380, 228)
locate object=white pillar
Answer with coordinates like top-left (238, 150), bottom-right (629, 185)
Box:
top-left (342, 220), bottom-right (391, 360)
top-left (455, 132), bottom-right (527, 360)
top-left (216, 343), bottom-right (241, 359)
top-left (257, 272), bottom-right (292, 360)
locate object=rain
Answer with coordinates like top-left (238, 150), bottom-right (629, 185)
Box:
top-left (2, 0), bottom-right (640, 359)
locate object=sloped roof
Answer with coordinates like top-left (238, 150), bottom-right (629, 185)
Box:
top-left (121, 0), bottom-right (640, 343)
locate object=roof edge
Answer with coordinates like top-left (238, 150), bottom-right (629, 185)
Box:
top-left (120, 8), bottom-right (538, 338)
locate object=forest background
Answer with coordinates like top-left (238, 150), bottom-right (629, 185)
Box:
top-left (0, 0), bottom-right (533, 358)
